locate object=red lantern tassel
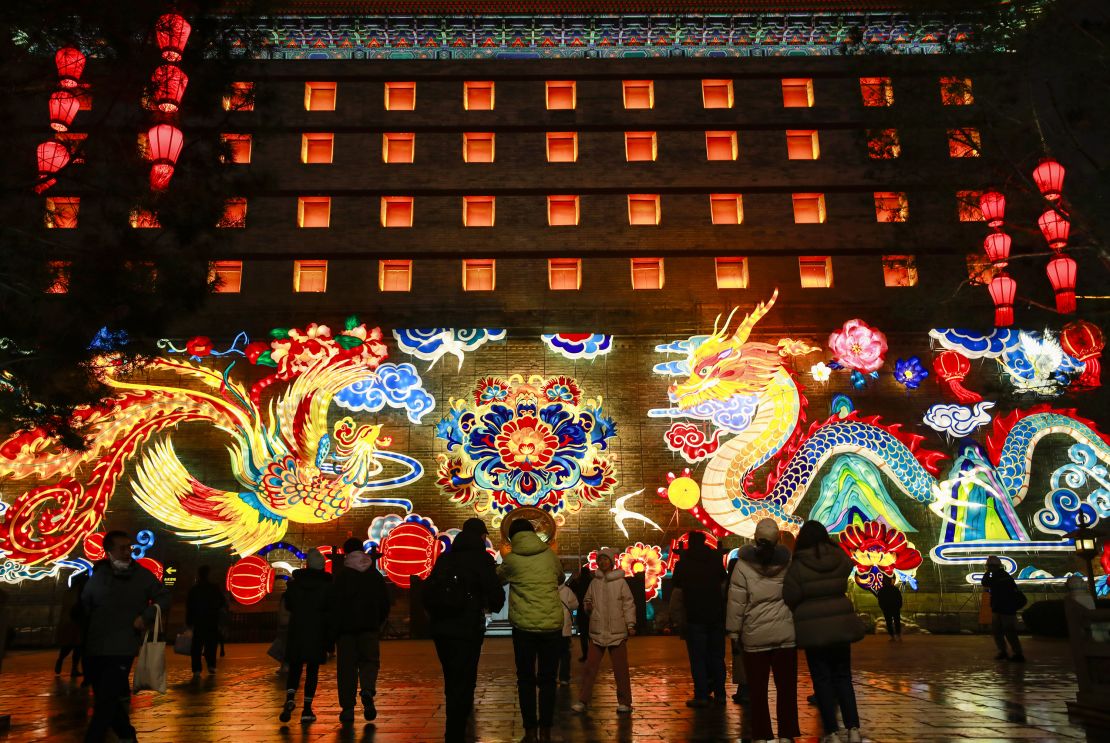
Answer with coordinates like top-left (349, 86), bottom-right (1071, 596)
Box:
top-left (1076, 357), bottom-right (1101, 389)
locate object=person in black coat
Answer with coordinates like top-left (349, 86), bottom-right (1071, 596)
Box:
top-left (876, 574), bottom-right (903, 641)
top-left (186, 565), bottom-right (227, 678)
top-left (280, 549), bottom-right (333, 723)
top-left (982, 555), bottom-right (1024, 661)
top-left (671, 531), bottom-right (729, 706)
top-left (330, 537), bottom-right (391, 723)
top-left (425, 518), bottom-right (505, 743)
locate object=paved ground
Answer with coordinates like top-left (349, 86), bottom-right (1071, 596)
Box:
top-left (1, 635), bottom-right (1105, 742)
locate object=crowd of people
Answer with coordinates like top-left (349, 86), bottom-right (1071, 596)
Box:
top-left (65, 518), bottom-right (1025, 743)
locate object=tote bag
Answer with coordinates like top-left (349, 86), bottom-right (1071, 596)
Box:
top-left (173, 628), bottom-right (193, 656)
top-left (133, 604), bottom-right (167, 694)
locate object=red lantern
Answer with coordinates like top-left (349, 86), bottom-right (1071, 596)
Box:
top-left (48, 91), bottom-right (79, 132)
top-left (983, 232), bottom-right (1011, 267)
top-left (55, 47), bottom-right (85, 88)
top-left (1061, 319), bottom-right (1104, 389)
top-left (315, 545), bottom-right (335, 574)
top-left (1046, 254), bottom-right (1077, 314)
top-left (1032, 158), bottom-right (1065, 201)
top-left (988, 273), bottom-right (1016, 327)
top-left (151, 64), bottom-right (188, 113)
top-left (379, 522), bottom-right (439, 588)
top-left (83, 531), bottom-right (107, 562)
top-left (35, 141), bottom-right (70, 193)
top-left (148, 123), bottom-right (183, 190)
top-left (155, 14), bottom-right (192, 62)
top-left (1038, 209), bottom-right (1070, 251)
top-left (979, 190), bottom-right (1005, 228)
top-left (226, 555), bottom-right (274, 605)
top-left (932, 350), bottom-right (982, 404)
top-left (136, 557), bottom-right (165, 582)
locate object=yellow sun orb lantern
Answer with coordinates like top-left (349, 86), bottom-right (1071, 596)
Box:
top-left (667, 474), bottom-right (701, 510)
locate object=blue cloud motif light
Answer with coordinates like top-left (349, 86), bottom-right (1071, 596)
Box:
top-left (335, 362), bottom-right (436, 423)
top-left (394, 328), bottom-right (505, 370)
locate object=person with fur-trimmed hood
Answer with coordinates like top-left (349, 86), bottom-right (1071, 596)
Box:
top-left (279, 549), bottom-right (332, 724)
top-left (726, 518), bottom-right (799, 743)
top-left (572, 547), bottom-right (636, 715)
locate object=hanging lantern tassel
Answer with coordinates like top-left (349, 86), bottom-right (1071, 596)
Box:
top-left (1046, 255), bottom-right (1077, 314)
top-left (987, 273), bottom-right (1017, 327)
top-left (933, 351), bottom-right (983, 404)
top-left (1061, 320), bottom-right (1104, 389)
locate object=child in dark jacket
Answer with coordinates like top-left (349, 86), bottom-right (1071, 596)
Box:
top-left (331, 537), bottom-right (391, 723)
top-left (280, 549), bottom-right (333, 723)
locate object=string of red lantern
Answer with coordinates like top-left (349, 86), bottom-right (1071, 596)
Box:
top-left (35, 47), bottom-right (87, 194)
top-left (1032, 157), bottom-right (1075, 314)
top-left (978, 189), bottom-right (1014, 327)
top-left (145, 12), bottom-right (191, 191)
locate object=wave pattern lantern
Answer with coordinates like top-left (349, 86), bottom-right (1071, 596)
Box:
top-left (839, 521), bottom-right (922, 593)
top-left (435, 375), bottom-right (617, 516)
top-left (540, 333), bottom-right (613, 360)
top-left (394, 328), bottom-right (505, 370)
top-left (1035, 443), bottom-right (1108, 536)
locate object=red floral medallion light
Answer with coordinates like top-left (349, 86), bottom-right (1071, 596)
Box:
top-left (839, 520), bottom-right (922, 593)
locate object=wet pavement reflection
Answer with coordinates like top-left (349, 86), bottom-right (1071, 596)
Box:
top-left (1, 634), bottom-right (1106, 742)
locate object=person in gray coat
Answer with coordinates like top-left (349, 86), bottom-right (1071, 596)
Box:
top-left (82, 529), bottom-right (170, 743)
top-left (783, 521), bottom-right (864, 743)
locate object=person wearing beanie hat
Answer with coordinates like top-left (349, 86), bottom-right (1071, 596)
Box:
top-left (279, 548), bottom-right (333, 723)
top-left (671, 529), bottom-right (729, 708)
top-left (329, 538), bottom-right (391, 724)
top-left (727, 518), bottom-right (799, 742)
top-left (571, 547), bottom-right (637, 716)
top-left (982, 555), bottom-right (1025, 662)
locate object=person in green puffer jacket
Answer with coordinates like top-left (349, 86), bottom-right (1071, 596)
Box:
top-left (497, 519), bottom-right (564, 743)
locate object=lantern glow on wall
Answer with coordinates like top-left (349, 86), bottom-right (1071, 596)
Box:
top-left (148, 124), bottom-right (183, 190)
top-left (155, 14), bottom-right (192, 62)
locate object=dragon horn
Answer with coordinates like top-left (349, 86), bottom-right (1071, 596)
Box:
top-left (713, 307), bottom-right (740, 340)
top-left (732, 289), bottom-right (779, 343)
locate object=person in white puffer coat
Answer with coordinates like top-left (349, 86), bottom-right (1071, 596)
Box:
top-left (726, 518), bottom-right (799, 743)
top-left (571, 548), bottom-right (636, 714)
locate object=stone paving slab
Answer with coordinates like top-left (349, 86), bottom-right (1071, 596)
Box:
top-left (1, 635), bottom-right (1106, 742)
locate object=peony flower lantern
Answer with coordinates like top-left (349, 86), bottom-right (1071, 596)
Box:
top-left (1060, 320), bottom-right (1104, 389)
top-left (828, 319), bottom-right (888, 373)
top-left (987, 273), bottom-right (1017, 327)
top-left (983, 232), bottom-right (1011, 267)
top-left (151, 64), bottom-right (188, 113)
top-left (978, 190), bottom-right (1006, 228)
top-left (155, 14), bottom-right (192, 62)
top-left (1032, 158), bottom-right (1065, 201)
top-left (48, 91), bottom-right (79, 132)
top-left (55, 47), bottom-right (86, 88)
top-left (1046, 254), bottom-right (1077, 314)
top-left (148, 123), bottom-right (183, 190)
top-left (1038, 209), bottom-right (1070, 251)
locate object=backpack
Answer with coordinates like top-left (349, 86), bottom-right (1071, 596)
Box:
top-left (422, 560), bottom-right (473, 617)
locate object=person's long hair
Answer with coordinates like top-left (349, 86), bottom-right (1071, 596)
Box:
top-left (794, 520), bottom-right (835, 556)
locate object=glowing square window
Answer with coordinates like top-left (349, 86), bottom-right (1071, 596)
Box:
top-left (628, 195), bottom-right (660, 226)
top-left (463, 259), bottom-right (495, 291)
top-left (209, 260), bottom-right (242, 293)
top-left (56, 132), bottom-right (87, 164)
top-left (940, 76), bottom-right (974, 105)
top-left (46, 260), bottom-right (70, 294)
top-left (715, 257), bottom-right (749, 289)
top-left (44, 197), bottom-right (79, 229)
top-left (383, 133), bottom-right (414, 164)
top-left (221, 134), bottom-right (252, 164)
top-left (304, 82), bottom-right (337, 111)
top-left (874, 192), bottom-right (908, 223)
top-left (948, 128), bottom-right (981, 158)
top-left (379, 260), bottom-right (412, 292)
top-left (463, 132), bottom-right (495, 163)
top-left (385, 82), bottom-right (416, 111)
top-left (381, 197), bottom-right (413, 227)
top-left (464, 81), bottom-right (495, 111)
top-left (129, 207), bottom-right (160, 228)
top-left (223, 82), bottom-right (254, 112)
top-left (792, 193), bottom-right (826, 224)
top-left (882, 255), bottom-right (918, 287)
top-left (631, 258), bottom-right (664, 290)
top-left (548, 196), bottom-right (579, 226)
top-left (302, 133), bottom-right (334, 164)
top-left (781, 78), bottom-right (814, 108)
top-left (867, 128), bottom-right (901, 160)
top-left (710, 194), bottom-right (743, 225)
top-left (786, 130), bottom-right (820, 160)
top-left (218, 198), bottom-right (247, 228)
top-left (799, 256), bottom-right (833, 288)
top-left (298, 197), bottom-right (331, 228)
top-left (625, 132), bottom-right (657, 162)
top-left (860, 77), bottom-right (893, 107)
top-left (702, 79), bottom-right (733, 109)
top-left (957, 190), bottom-right (984, 222)
top-left (463, 196), bottom-right (495, 227)
top-left (547, 132), bottom-right (578, 162)
top-left (293, 260), bottom-right (327, 293)
top-left (622, 80), bottom-right (654, 109)
top-left (546, 81), bottom-right (576, 110)
top-left (705, 131), bottom-right (738, 161)
top-left (548, 258), bottom-right (581, 290)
